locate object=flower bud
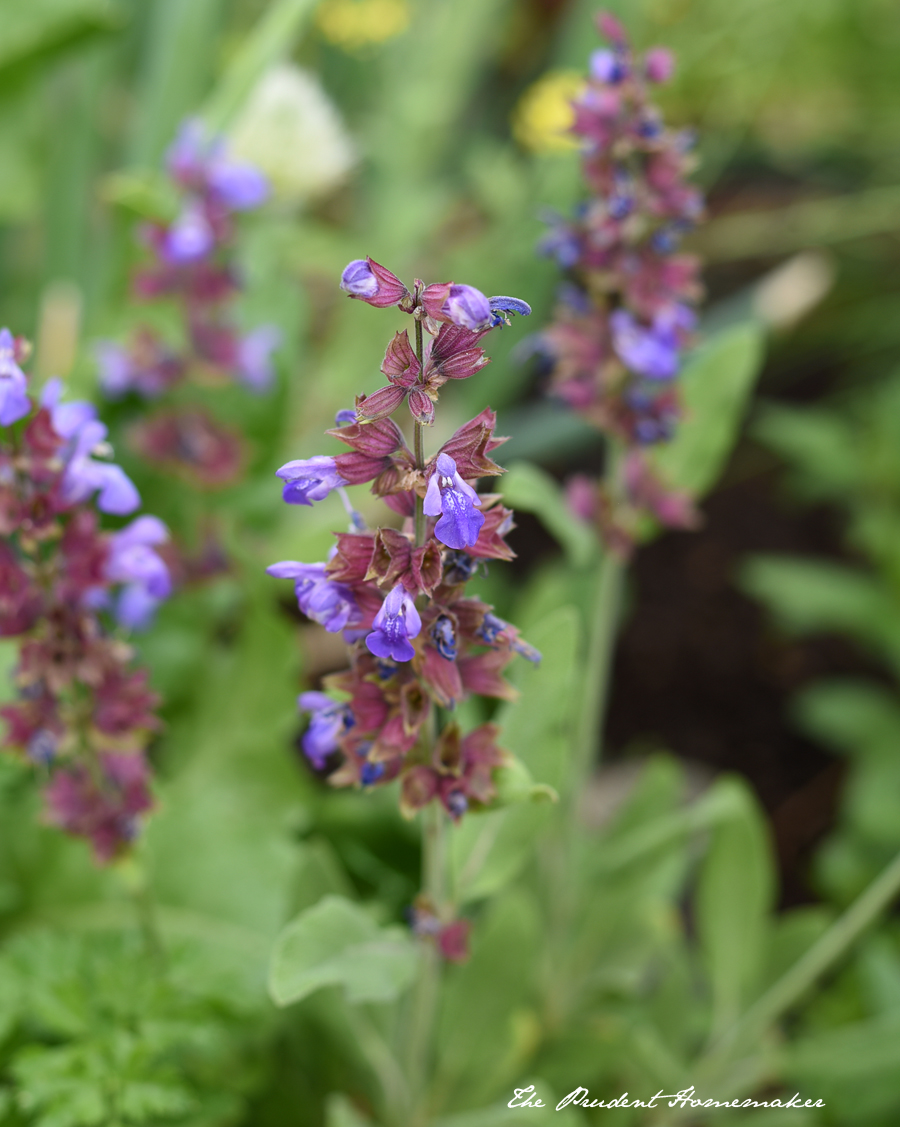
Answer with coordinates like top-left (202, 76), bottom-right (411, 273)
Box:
top-left (340, 257), bottom-right (408, 307)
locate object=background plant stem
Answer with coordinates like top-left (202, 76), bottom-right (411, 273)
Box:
top-left (573, 550), bottom-right (624, 791)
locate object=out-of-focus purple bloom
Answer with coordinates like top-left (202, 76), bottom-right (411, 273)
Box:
top-left (0, 328), bottom-right (30, 426)
top-left (489, 295), bottom-right (532, 329)
top-left (236, 324), bottom-right (281, 391)
top-left (538, 215), bottom-right (582, 269)
top-left (360, 761), bottom-right (385, 786)
top-left (28, 729), bottom-right (58, 766)
top-left (334, 408), bottom-right (357, 426)
top-left (95, 342), bottom-right (135, 399)
top-left (207, 158), bottom-right (268, 211)
top-left (443, 285), bottom-right (493, 332)
top-left (106, 515), bottom-right (171, 630)
top-left (163, 200), bottom-right (215, 264)
top-left (590, 48), bottom-right (628, 83)
top-left (610, 305), bottom-right (695, 380)
top-left (298, 691), bottom-right (354, 769)
top-left (423, 452), bottom-right (484, 550)
top-left (275, 455), bottom-right (346, 505)
top-left (166, 119), bottom-right (268, 211)
top-left (42, 380), bottom-right (141, 514)
top-left (645, 47), bottom-right (675, 84)
top-left (166, 119), bottom-right (208, 183)
top-left (43, 751), bottom-right (152, 862)
top-left (267, 560), bottom-right (360, 632)
top-left (366, 585), bottom-right (421, 663)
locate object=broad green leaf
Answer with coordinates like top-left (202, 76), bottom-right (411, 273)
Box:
top-left (500, 462), bottom-right (597, 568)
top-left (695, 777), bottom-right (776, 1039)
top-left (435, 889), bottom-right (541, 1108)
top-left (652, 323), bottom-right (764, 498)
top-left (493, 756), bottom-right (558, 807)
top-left (0, 0), bottom-right (117, 71)
top-left (450, 608), bottom-right (579, 904)
top-left (269, 896), bottom-right (418, 1007)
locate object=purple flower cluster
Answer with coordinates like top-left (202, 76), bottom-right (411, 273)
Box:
top-left (534, 12), bottom-right (702, 554)
top-left (267, 256), bottom-right (539, 868)
top-left (0, 331), bottom-right (168, 861)
top-left (95, 120), bottom-right (281, 489)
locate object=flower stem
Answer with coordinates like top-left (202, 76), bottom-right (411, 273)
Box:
top-left (406, 800), bottom-right (447, 1125)
top-left (413, 319), bottom-right (426, 547)
top-left (573, 549), bottom-right (624, 789)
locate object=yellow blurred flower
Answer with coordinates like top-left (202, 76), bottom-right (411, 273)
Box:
top-left (512, 71), bottom-right (586, 153)
top-left (316, 0), bottom-right (411, 52)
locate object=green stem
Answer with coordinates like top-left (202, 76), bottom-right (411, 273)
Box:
top-left (414, 319), bottom-right (426, 547)
top-left (406, 801), bottom-right (447, 1125)
top-left (700, 846), bottom-right (900, 1077)
top-left (573, 550), bottom-right (624, 789)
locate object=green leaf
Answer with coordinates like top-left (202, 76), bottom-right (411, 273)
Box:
top-left (268, 896), bottom-right (419, 1008)
top-left (493, 756), bottom-right (558, 807)
top-left (0, 0), bottom-right (118, 72)
top-left (500, 462), bottom-right (597, 568)
top-left (450, 608), bottom-right (579, 904)
top-left (695, 777), bottom-right (776, 1039)
top-left (652, 323), bottom-right (765, 498)
top-left (792, 679), bottom-right (900, 759)
top-left (325, 1093), bottom-right (375, 1127)
top-left (752, 403), bottom-right (860, 500)
top-left (740, 555), bottom-right (900, 666)
top-left (202, 0), bottom-right (320, 133)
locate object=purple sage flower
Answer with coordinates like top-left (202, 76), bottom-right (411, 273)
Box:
top-left (267, 561), bottom-right (360, 632)
top-left (206, 157), bottom-right (268, 211)
top-left (589, 48), bottom-right (628, 84)
top-left (236, 324), bottom-right (281, 392)
top-left (610, 305), bottom-right (695, 381)
top-left (42, 380), bottom-right (141, 514)
top-left (334, 408), bottom-right (357, 426)
top-left (341, 259), bottom-right (379, 298)
top-left (106, 516), bottom-right (171, 630)
top-left (298, 691), bottom-right (354, 769)
top-left (275, 455), bottom-right (346, 506)
top-left (423, 452), bottom-right (484, 550)
top-left (443, 285), bottom-right (493, 332)
top-left (0, 328), bottom-right (30, 427)
top-left (163, 200), bottom-right (215, 264)
top-left (366, 585), bottom-right (422, 663)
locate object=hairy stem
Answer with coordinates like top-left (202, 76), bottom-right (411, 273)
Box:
top-left (405, 733), bottom-right (448, 1124)
top-left (414, 318), bottom-right (426, 547)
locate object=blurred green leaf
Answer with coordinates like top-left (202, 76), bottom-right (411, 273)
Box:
top-left (695, 777), bottom-right (775, 1038)
top-left (269, 895), bottom-right (418, 1008)
top-left (0, 0), bottom-right (119, 72)
top-left (500, 462), bottom-right (597, 568)
top-left (753, 403), bottom-right (860, 500)
top-left (325, 1093), bottom-right (375, 1127)
top-left (740, 555), bottom-right (900, 666)
top-left (792, 679), bottom-right (900, 759)
top-left (202, 0), bottom-right (319, 133)
top-left (652, 323), bottom-right (765, 498)
top-left (450, 608), bottom-right (579, 904)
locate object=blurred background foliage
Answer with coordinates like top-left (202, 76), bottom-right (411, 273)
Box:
top-left (3, 0), bottom-right (900, 1124)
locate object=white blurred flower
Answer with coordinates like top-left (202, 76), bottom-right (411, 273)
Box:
top-left (227, 65), bottom-right (357, 207)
